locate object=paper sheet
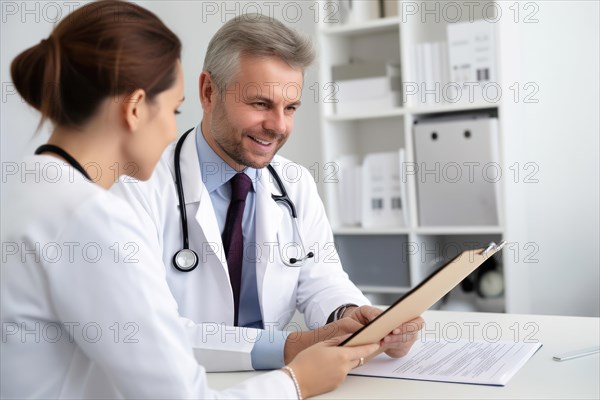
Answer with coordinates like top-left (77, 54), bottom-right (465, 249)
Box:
top-left (351, 339), bottom-right (542, 386)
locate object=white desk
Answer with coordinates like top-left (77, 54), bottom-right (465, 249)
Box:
top-left (207, 310), bottom-right (600, 399)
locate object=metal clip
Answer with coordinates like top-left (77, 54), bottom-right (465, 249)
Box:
top-left (482, 240), bottom-right (507, 257)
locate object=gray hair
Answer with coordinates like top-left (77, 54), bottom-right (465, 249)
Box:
top-left (203, 13), bottom-right (315, 94)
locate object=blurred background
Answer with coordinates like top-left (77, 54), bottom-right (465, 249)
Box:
top-left (2, 1), bottom-right (598, 316)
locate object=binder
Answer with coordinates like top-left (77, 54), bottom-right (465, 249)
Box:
top-left (414, 117), bottom-right (500, 226)
top-left (341, 241), bottom-right (507, 347)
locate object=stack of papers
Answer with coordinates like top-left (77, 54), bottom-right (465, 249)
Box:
top-left (335, 149), bottom-right (409, 229)
top-left (361, 150), bottom-right (407, 228)
top-left (352, 339), bottom-right (542, 386)
top-left (336, 155), bottom-right (362, 226)
top-left (447, 19), bottom-right (496, 105)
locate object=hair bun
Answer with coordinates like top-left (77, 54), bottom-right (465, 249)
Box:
top-left (11, 0), bottom-right (181, 129)
top-left (11, 33), bottom-right (62, 128)
top-left (11, 43), bottom-right (48, 111)
top-left (40, 34), bottom-right (58, 48)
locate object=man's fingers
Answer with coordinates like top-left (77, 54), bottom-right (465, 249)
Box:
top-left (361, 306), bottom-right (382, 322)
top-left (404, 317), bottom-right (425, 331)
top-left (391, 317), bottom-right (425, 335)
top-left (349, 309), bottom-right (371, 325)
top-left (338, 317), bottom-right (364, 332)
top-left (323, 319), bottom-right (363, 340)
top-left (383, 332), bottom-right (419, 348)
top-left (382, 329), bottom-right (422, 343)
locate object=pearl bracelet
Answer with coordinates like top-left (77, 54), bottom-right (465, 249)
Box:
top-left (282, 366), bottom-right (303, 400)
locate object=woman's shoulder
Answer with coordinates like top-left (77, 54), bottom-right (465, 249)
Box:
top-left (3, 155), bottom-right (117, 242)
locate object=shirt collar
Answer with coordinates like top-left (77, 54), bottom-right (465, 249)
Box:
top-left (195, 124), bottom-right (257, 193)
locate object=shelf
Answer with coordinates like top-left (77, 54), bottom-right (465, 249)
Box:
top-left (408, 102), bottom-right (499, 115)
top-left (333, 226), bottom-right (411, 235)
top-left (325, 107), bottom-right (406, 122)
top-left (320, 17), bottom-right (400, 37)
top-left (358, 285), bottom-right (411, 294)
top-left (414, 226), bottom-right (504, 235)
top-left (333, 226), bottom-right (502, 235)
top-left (324, 102), bottom-right (500, 122)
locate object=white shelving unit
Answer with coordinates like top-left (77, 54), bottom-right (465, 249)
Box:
top-left (316, 0), bottom-right (508, 311)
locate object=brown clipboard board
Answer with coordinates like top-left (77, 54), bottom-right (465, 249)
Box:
top-left (340, 241), bottom-right (507, 347)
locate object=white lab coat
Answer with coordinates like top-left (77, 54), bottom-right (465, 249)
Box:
top-left (112, 128), bottom-right (369, 371)
top-left (0, 155), bottom-right (297, 399)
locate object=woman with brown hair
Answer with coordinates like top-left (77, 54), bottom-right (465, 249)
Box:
top-left (0, 1), bottom-right (378, 398)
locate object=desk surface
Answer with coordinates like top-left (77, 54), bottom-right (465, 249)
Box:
top-left (207, 310), bottom-right (600, 399)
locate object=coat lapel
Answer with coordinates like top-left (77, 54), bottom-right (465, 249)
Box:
top-left (255, 168), bottom-right (284, 319)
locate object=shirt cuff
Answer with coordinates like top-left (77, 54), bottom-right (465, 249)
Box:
top-left (250, 329), bottom-right (290, 370)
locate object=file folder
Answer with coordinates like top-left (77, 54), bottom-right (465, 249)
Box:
top-left (414, 117), bottom-right (500, 226)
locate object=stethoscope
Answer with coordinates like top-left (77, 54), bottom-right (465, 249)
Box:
top-left (34, 144), bottom-right (92, 180)
top-left (172, 128), bottom-right (314, 272)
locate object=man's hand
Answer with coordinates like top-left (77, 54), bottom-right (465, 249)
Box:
top-left (343, 305), bottom-right (424, 358)
top-left (283, 318), bottom-right (364, 364)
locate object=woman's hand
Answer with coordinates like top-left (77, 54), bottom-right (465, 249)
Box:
top-left (287, 336), bottom-right (379, 399)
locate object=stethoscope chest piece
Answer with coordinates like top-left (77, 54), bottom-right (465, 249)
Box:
top-left (173, 248), bottom-right (199, 272)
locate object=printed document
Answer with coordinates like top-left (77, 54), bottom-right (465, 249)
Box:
top-left (352, 339), bottom-right (542, 386)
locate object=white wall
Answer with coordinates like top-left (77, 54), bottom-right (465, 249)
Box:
top-left (0, 0), bottom-right (323, 207)
top-left (1, 1), bottom-right (598, 316)
top-left (1, 0), bottom-right (59, 204)
top-left (141, 1), bottom-right (323, 174)
top-left (503, 1), bottom-right (599, 316)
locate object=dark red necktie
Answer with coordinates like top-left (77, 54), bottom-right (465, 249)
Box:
top-left (221, 173), bottom-right (252, 326)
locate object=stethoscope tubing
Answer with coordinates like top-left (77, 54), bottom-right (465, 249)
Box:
top-left (174, 128), bottom-right (195, 250)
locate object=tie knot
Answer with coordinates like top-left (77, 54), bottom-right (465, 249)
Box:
top-left (230, 173), bottom-right (252, 202)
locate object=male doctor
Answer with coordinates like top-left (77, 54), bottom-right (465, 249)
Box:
top-left (113, 14), bottom-right (422, 371)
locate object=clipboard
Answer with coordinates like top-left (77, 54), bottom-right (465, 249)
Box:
top-left (340, 241), bottom-right (507, 347)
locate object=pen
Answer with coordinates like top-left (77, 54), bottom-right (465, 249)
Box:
top-left (553, 346), bottom-right (600, 362)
